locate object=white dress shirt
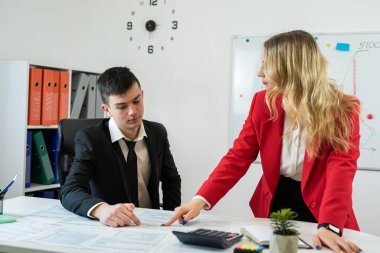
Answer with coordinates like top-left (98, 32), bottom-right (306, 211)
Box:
top-left (280, 115), bottom-right (306, 181)
top-left (87, 117), bottom-right (152, 217)
top-left (194, 114), bottom-right (307, 209)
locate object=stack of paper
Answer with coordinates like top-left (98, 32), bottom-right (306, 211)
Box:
top-left (240, 224), bottom-right (312, 249)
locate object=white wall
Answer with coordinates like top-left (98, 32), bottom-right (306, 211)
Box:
top-left (1, 0), bottom-right (379, 236)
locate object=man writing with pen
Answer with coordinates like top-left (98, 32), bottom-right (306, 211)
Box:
top-left (60, 67), bottom-right (181, 227)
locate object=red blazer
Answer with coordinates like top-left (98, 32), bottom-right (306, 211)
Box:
top-left (197, 90), bottom-right (360, 231)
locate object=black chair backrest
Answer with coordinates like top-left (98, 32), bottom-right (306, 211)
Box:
top-left (57, 118), bottom-right (103, 187)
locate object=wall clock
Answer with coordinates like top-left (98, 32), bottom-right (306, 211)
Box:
top-left (126, 0), bottom-right (179, 54)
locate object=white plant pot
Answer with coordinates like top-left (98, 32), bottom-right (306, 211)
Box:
top-left (269, 234), bottom-right (298, 253)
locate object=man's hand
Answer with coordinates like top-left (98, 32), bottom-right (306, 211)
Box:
top-left (313, 227), bottom-right (361, 253)
top-left (164, 198), bottom-right (206, 226)
top-left (91, 203), bottom-right (141, 227)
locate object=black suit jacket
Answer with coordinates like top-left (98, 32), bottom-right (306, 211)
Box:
top-left (60, 119), bottom-right (181, 217)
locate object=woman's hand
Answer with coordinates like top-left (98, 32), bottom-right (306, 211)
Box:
top-left (313, 227), bottom-right (361, 253)
top-left (163, 198), bottom-right (207, 226)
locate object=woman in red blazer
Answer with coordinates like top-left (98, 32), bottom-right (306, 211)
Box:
top-left (166, 30), bottom-right (361, 253)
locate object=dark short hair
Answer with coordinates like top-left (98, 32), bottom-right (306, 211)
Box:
top-left (97, 67), bottom-right (141, 104)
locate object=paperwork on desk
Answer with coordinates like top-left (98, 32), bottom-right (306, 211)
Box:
top-left (0, 203), bottom-right (239, 253)
top-left (241, 224), bottom-right (312, 249)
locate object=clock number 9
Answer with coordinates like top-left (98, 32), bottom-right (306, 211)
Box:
top-left (150, 0), bottom-right (157, 6)
top-left (148, 45), bottom-right (154, 54)
top-left (172, 21), bottom-right (178, 30)
top-left (127, 22), bottom-right (133, 30)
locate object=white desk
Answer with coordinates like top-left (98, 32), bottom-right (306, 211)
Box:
top-left (1, 197), bottom-right (379, 253)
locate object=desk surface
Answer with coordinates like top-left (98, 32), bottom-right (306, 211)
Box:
top-left (1, 196), bottom-right (380, 253)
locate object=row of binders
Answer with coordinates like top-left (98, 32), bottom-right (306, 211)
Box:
top-left (71, 72), bottom-right (103, 119)
top-left (25, 130), bottom-right (59, 187)
top-left (28, 67), bottom-right (70, 126)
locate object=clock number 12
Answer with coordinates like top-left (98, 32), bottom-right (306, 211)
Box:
top-left (150, 0), bottom-right (157, 6)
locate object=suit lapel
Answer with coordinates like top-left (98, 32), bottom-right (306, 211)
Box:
top-left (102, 120), bottom-right (131, 202)
top-left (143, 121), bottom-right (159, 208)
top-left (260, 95), bottom-right (318, 193)
top-left (301, 149), bottom-right (317, 192)
top-left (260, 94), bottom-right (284, 194)
top-left (260, 95), bottom-right (318, 192)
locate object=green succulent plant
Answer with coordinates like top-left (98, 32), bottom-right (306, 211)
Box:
top-left (270, 208), bottom-right (300, 236)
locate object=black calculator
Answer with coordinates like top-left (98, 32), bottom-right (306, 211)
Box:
top-left (172, 228), bottom-right (243, 249)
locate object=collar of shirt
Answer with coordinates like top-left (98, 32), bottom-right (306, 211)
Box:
top-left (108, 117), bottom-right (147, 143)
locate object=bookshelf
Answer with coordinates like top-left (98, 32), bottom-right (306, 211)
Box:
top-left (25, 183), bottom-right (61, 193)
top-left (0, 61), bottom-right (102, 199)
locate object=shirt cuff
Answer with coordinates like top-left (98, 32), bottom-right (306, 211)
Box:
top-left (193, 195), bottom-right (211, 210)
top-left (87, 202), bottom-right (106, 218)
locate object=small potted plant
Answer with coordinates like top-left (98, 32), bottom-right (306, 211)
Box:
top-left (269, 208), bottom-right (299, 253)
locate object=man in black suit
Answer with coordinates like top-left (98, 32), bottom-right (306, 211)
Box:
top-left (61, 67), bottom-right (181, 227)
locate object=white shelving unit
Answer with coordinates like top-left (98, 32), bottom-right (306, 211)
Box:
top-left (0, 61), bottom-right (29, 199)
top-left (25, 183), bottom-right (61, 193)
top-left (0, 60), bottom-right (101, 199)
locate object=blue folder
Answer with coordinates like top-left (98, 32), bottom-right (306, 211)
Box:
top-left (35, 191), bottom-right (55, 199)
top-left (25, 130), bottom-right (32, 188)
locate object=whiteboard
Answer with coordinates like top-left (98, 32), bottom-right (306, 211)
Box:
top-left (230, 32), bottom-right (380, 170)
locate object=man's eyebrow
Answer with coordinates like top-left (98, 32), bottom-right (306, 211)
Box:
top-left (113, 94), bottom-right (141, 106)
top-left (133, 94), bottom-right (141, 100)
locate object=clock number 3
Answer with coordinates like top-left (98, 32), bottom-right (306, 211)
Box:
top-left (172, 21), bottom-right (178, 30)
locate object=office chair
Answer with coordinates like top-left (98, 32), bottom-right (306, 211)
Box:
top-left (57, 118), bottom-right (104, 187)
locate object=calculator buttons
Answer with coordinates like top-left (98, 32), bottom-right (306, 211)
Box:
top-left (172, 228), bottom-right (243, 249)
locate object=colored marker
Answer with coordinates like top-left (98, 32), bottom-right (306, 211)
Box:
top-left (255, 245), bottom-right (265, 252)
top-left (0, 175), bottom-right (17, 197)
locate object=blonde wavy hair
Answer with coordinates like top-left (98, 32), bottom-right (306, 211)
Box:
top-left (263, 30), bottom-right (360, 158)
